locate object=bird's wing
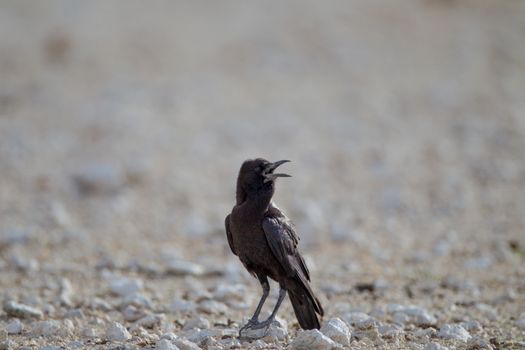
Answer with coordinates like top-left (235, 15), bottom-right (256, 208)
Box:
top-left (224, 214), bottom-right (237, 256)
top-left (262, 215), bottom-right (310, 280)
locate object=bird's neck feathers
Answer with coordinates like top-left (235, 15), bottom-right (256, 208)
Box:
top-left (236, 183), bottom-right (247, 205)
top-left (236, 182), bottom-right (275, 213)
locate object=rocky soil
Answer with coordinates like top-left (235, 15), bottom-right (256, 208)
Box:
top-left (1, 1), bottom-right (525, 349)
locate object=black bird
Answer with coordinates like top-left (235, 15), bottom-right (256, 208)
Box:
top-left (225, 158), bottom-right (324, 335)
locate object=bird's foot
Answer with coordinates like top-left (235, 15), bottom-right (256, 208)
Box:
top-left (250, 317), bottom-right (274, 330)
top-left (238, 317), bottom-right (274, 338)
top-left (238, 318), bottom-right (259, 337)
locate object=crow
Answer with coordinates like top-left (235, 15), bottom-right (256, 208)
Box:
top-left (225, 158), bottom-right (324, 336)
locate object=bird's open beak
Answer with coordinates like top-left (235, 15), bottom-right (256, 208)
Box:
top-left (263, 160), bottom-right (292, 183)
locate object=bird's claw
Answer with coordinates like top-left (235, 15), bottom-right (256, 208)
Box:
top-left (238, 318), bottom-right (274, 338)
top-left (238, 319), bottom-right (258, 337)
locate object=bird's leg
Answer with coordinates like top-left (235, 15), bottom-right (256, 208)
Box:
top-left (239, 278), bottom-right (270, 335)
top-left (250, 287), bottom-right (287, 330)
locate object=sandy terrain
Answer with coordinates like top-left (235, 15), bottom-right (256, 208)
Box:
top-left (1, 1), bottom-right (525, 349)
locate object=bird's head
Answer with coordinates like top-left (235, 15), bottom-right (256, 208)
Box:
top-left (236, 158), bottom-right (291, 203)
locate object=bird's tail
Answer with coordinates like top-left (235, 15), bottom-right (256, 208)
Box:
top-left (287, 277), bottom-right (324, 330)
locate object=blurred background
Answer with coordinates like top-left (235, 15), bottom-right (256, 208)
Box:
top-left (1, 0), bottom-right (525, 345)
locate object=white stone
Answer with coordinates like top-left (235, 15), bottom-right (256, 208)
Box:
top-left (82, 327), bottom-right (97, 338)
top-left (166, 260), bottom-right (205, 276)
top-left (73, 163), bottom-right (124, 195)
top-left (183, 316), bottom-right (210, 330)
top-left (64, 308), bottom-right (84, 319)
top-left (160, 332), bottom-right (178, 341)
top-left (105, 322), bottom-right (131, 341)
top-left (393, 312), bottom-right (410, 325)
top-left (290, 329), bottom-right (342, 350)
top-left (213, 284), bottom-right (247, 302)
top-left (134, 314), bottom-right (164, 329)
top-left (58, 278), bottom-right (74, 306)
top-left (401, 306), bottom-right (437, 326)
top-left (110, 277), bottom-right (143, 297)
top-left (355, 317), bottom-right (376, 330)
top-left (516, 318), bottom-right (525, 330)
top-left (378, 324), bottom-right (404, 339)
top-left (438, 324), bottom-right (471, 342)
top-left (88, 297), bottom-right (113, 311)
top-left (121, 293), bottom-right (152, 309)
top-left (63, 319), bottom-right (75, 333)
top-left (9, 255), bottom-right (40, 272)
top-left (385, 303), bottom-right (405, 313)
top-left (240, 320), bottom-right (288, 341)
top-left (461, 320), bottom-right (483, 333)
top-left (3, 301), bottom-right (43, 319)
top-left (198, 300), bottom-right (228, 314)
top-left (467, 337), bottom-right (493, 350)
top-left (218, 338), bottom-right (241, 348)
top-left (122, 305), bottom-right (145, 322)
top-left (184, 329), bottom-right (220, 345)
top-left (157, 339), bottom-right (180, 350)
top-left (320, 318), bottom-right (350, 346)
top-left (6, 319), bottom-right (23, 334)
top-left (341, 311), bottom-right (371, 326)
top-left (169, 299), bottom-right (196, 313)
top-left (31, 320), bottom-right (63, 337)
top-left (424, 342), bottom-right (450, 350)
top-left (173, 338), bottom-right (201, 350)
top-left (475, 303), bottom-right (498, 321)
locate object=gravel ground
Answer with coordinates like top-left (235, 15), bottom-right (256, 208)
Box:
top-left (1, 1), bottom-right (525, 349)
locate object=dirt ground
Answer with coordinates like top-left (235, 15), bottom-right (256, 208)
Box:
top-left (1, 1), bottom-right (525, 349)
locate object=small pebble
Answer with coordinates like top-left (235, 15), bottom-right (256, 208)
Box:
top-left (320, 318), bottom-right (350, 346)
top-left (3, 301), bottom-right (43, 319)
top-left (73, 163), bottom-right (125, 195)
top-left (516, 318), bottom-right (525, 330)
top-left (110, 277), bottom-right (143, 297)
top-left (401, 306), bottom-right (437, 326)
top-left (290, 329), bottom-right (341, 350)
top-left (82, 327), bottom-right (97, 338)
top-left (378, 324), bottom-right (404, 339)
top-left (461, 320), bottom-right (483, 333)
top-left (122, 305), bottom-right (146, 322)
top-left (6, 319), bottom-right (23, 334)
top-left (438, 324), bottom-right (471, 342)
top-left (198, 300), bottom-right (228, 314)
top-left (133, 314), bottom-right (164, 329)
top-left (105, 322), bottom-right (132, 341)
top-left (165, 260), bottom-right (205, 276)
top-left (183, 316), bottom-right (210, 330)
top-left (31, 320), bottom-right (63, 337)
top-left (341, 311), bottom-right (371, 326)
top-left (121, 293), bottom-right (152, 309)
top-left (157, 338), bottom-right (180, 350)
top-left (169, 299), bottom-right (197, 314)
top-left (467, 337), bottom-right (494, 350)
top-left (213, 284), bottom-right (247, 302)
top-left (64, 308), bottom-right (85, 319)
top-left (58, 278), bottom-right (74, 306)
top-left (173, 337), bottom-right (201, 350)
top-left (184, 329), bottom-right (218, 345)
top-left (239, 320), bottom-right (288, 341)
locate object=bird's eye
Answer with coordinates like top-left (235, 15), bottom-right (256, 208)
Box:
top-left (255, 166), bottom-right (261, 172)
